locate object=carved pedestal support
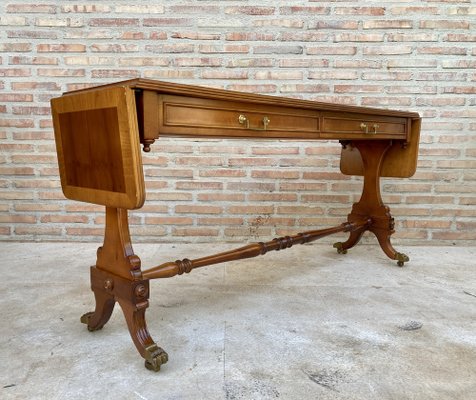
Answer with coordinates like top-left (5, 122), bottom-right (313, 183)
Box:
top-left (334, 140), bottom-right (409, 266)
top-left (81, 207), bottom-right (168, 371)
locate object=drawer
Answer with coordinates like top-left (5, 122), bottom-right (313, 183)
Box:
top-left (321, 112), bottom-right (408, 140)
top-left (158, 95), bottom-right (320, 139)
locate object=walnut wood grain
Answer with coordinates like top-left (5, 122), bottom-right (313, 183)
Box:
top-left (51, 86), bottom-right (145, 209)
top-left (142, 221), bottom-right (369, 280)
top-left (50, 78), bottom-right (422, 372)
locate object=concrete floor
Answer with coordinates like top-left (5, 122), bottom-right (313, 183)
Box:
top-left (0, 242), bottom-right (475, 400)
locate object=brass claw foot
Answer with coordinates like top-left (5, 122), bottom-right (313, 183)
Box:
top-left (333, 242), bottom-right (347, 254)
top-left (81, 311), bottom-right (104, 332)
top-left (80, 311), bottom-right (94, 325)
top-left (144, 344), bottom-right (169, 372)
top-left (395, 252), bottom-right (409, 267)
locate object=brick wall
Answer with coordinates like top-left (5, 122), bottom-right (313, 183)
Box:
top-left (1, 1), bottom-right (475, 245)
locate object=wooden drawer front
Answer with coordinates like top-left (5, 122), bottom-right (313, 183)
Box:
top-left (321, 112), bottom-right (407, 139)
top-left (159, 95), bottom-right (320, 139)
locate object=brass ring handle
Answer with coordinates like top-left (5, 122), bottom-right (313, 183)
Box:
top-left (238, 114), bottom-right (270, 131)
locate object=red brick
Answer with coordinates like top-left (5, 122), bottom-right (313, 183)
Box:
top-left (115, 5), bottom-right (164, 14)
top-left (334, 85), bottom-right (381, 93)
top-left (37, 68), bottom-right (85, 77)
top-left (280, 32), bottom-right (328, 42)
top-left (225, 7), bottom-right (275, 15)
top-left (143, 18), bottom-right (193, 27)
top-left (7, 4), bottom-right (56, 13)
top-left (252, 147), bottom-right (299, 155)
top-left (228, 206), bottom-right (274, 215)
top-left (172, 6), bottom-right (219, 14)
top-left (16, 226), bottom-right (62, 235)
top-left (197, 193), bottom-right (245, 202)
top-left (335, 33), bottom-right (384, 42)
top-left (335, 7), bottom-right (385, 15)
top-left (363, 45), bottom-right (413, 55)
top-left (253, 20), bottom-right (304, 29)
top-left (201, 70), bottom-right (248, 80)
top-left (199, 169), bottom-right (246, 178)
top-left (251, 170), bottom-right (299, 179)
top-left (10, 56), bottom-right (58, 65)
top-left (0, 227), bottom-right (11, 235)
top-left (280, 182), bottom-right (327, 192)
top-left (310, 20), bottom-right (358, 29)
top-left (248, 193), bottom-right (297, 202)
top-left (176, 181), bottom-right (223, 190)
top-left (388, 33), bottom-right (439, 42)
top-left (147, 193), bottom-right (192, 201)
top-left (363, 20), bottom-right (413, 29)
top-left (0, 94), bottom-right (33, 101)
top-left (0, 214), bottom-right (36, 223)
top-left (277, 206), bottom-right (324, 215)
top-left (226, 32), bottom-right (275, 41)
top-left (0, 3), bottom-right (473, 246)
top-left (40, 215), bottom-right (89, 223)
top-left (253, 45), bottom-right (303, 55)
top-left (173, 32), bottom-right (220, 40)
top-left (37, 44), bottom-right (86, 52)
top-left (227, 182), bottom-right (275, 192)
top-left (281, 84), bottom-right (330, 93)
top-left (307, 46), bottom-right (357, 55)
top-left (198, 218), bottom-right (243, 226)
top-left (91, 70), bottom-right (140, 78)
top-left (176, 156), bottom-right (223, 166)
top-left (12, 106), bottom-right (51, 115)
top-left (420, 20), bottom-right (469, 29)
top-left (224, 227), bottom-right (272, 238)
top-left (62, 5), bottom-right (111, 13)
top-left (172, 228), bottom-right (219, 237)
top-left (390, 7), bottom-right (440, 15)
top-left (146, 217), bottom-right (193, 225)
top-left (228, 157), bottom-right (277, 167)
top-left (0, 43), bottom-right (32, 52)
top-left (418, 46), bottom-right (467, 55)
top-left (0, 68), bottom-right (32, 77)
top-left (90, 18), bottom-right (139, 27)
top-left (174, 58), bottom-right (221, 67)
top-left (279, 59), bottom-right (329, 68)
top-left (226, 58), bottom-right (274, 68)
top-left (175, 205), bottom-right (222, 215)
top-left (66, 228), bottom-right (103, 237)
top-left (246, 217), bottom-right (295, 227)
top-left (280, 7), bottom-right (329, 15)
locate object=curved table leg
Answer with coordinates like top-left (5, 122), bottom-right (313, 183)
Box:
top-left (371, 225), bottom-right (409, 267)
top-left (335, 140), bottom-right (409, 266)
top-left (117, 299), bottom-right (169, 371)
top-left (84, 266), bottom-right (169, 371)
top-left (81, 288), bottom-right (116, 331)
top-left (333, 226), bottom-right (366, 254)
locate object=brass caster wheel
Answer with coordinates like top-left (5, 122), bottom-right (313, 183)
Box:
top-left (333, 242), bottom-right (347, 254)
top-left (144, 344), bottom-right (169, 372)
top-left (395, 252), bottom-right (409, 267)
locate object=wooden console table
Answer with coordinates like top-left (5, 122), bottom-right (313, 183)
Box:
top-left (51, 78), bottom-right (420, 371)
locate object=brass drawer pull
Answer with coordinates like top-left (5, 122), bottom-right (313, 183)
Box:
top-left (238, 114), bottom-right (270, 131)
top-left (360, 122), bottom-right (379, 134)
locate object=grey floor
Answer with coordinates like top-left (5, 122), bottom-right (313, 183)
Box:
top-left (0, 242), bottom-right (475, 400)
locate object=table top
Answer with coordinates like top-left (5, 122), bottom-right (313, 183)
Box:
top-left (67, 78), bottom-right (420, 120)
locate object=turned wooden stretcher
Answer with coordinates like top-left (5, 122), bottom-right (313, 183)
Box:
top-left (50, 78), bottom-right (420, 371)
